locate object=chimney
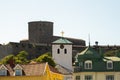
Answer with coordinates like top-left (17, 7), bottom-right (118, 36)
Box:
top-left (95, 41), bottom-right (98, 46)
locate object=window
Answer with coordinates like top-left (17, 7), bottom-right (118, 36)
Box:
top-left (64, 49), bottom-right (67, 54)
top-left (106, 75), bottom-right (114, 80)
top-left (107, 61), bottom-right (113, 69)
top-left (57, 49), bottom-right (60, 54)
top-left (85, 60), bottom-right (92, 69)
top-left (76, 76), bottom-right (80, 80)
top-left (0, 69), bottom-right (7, 76)
top-left (79, 62), bottom-right (83, 66)
top-left (85, 75), bottom-right (92, 80)
top-left (15, 69), bottom-right (22, 76)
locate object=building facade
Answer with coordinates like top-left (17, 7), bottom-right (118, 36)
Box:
top-left (73, 47), bottom-right (120, 80)
top-left (52, 38), bottom-right (73, 80)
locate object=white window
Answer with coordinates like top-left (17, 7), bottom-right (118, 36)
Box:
top-left (85, 60), bottom-right (92, 69)
top-left (76, 75), bottom-right (80, 80)
top-left (85, 75), bottom-right (92, 80)
top-left (107, 61), bottom-right (113, 69)
top-left (106, 75), bottom-right (114, 80)
top-left (0, 69), bottom-right (7, 76)
top-left (15, 69), bottom-right (22, 76)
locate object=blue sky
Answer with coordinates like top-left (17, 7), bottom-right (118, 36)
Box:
top-left (0, 0), bottom-right (120, 45)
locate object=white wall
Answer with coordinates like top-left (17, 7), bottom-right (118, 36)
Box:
top-left (52, 44), bottom-right (73, 71)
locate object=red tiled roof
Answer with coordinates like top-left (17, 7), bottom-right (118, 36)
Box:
top-left (22, 63), bottom-right (46, 76)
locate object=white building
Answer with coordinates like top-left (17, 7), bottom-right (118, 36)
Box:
top-left (52, 37), bottom-right (73, 80)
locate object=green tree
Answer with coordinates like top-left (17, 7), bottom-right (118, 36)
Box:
top-left (35, 52), bottom-right (56, 67)
top-left (0, 54), bottom-right (14, 64)
top-left (14, 51), bottom-right (29, 64)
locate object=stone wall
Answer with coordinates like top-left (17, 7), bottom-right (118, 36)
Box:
top-left (0, 44), bottom-right (13, 60)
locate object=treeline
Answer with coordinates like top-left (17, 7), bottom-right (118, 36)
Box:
top-left (0, 51), bottom-right (56, 67)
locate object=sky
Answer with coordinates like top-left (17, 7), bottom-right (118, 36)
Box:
top-left (0, 0), bottom-right (120, 46)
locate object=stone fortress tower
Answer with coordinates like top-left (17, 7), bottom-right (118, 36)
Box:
top-left (28, 21), bottom-right (86, 46)
top-left (29, 21), bottom-right (53, 44)
top-left (0, 21), bottom-right (86, 60)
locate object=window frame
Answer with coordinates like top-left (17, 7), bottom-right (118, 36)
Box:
top-left (15, 69), bottom-right (22, 76)
top-left (85, 75), bottom-right (92, 80)
top-left (106, 75), bottom-right (114, 80)
top-left (107, 61), bottom-right (113, 69)
top-left (0, 69), bottom-right (7, 76)
top-left (84, 60), bottom-right (92, 69)
top-left (76, 75), bottom-right (80, 80)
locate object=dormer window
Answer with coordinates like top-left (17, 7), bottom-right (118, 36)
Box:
top-left (0, 69), bottom-right (7, 76)
top-left (14, 64), bottom-right (23, 76)
top-left (85, 60), bottom-right (92, 69)
top-left (107, 61), bottom-right (113, 69)
top-left (0, 65), bottom-right (7, 76)
top-left (15, 69), bottom-right (22, 76)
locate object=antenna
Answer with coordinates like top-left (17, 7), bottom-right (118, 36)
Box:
top-left (88, 34), bottom-right (90, 47)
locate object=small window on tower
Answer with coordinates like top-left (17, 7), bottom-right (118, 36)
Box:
top-left (57, 49), bottom-right (60, 54)
top-left (64, 49), bottom-right (67, 54)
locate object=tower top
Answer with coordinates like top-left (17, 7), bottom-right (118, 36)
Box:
top-left (28, 21), bottom-right (53, 23)
top-left (52, 38), bottom-right (72, 44)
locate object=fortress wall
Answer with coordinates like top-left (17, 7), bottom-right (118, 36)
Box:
top-left (0, 44), bottom-right (13, 60)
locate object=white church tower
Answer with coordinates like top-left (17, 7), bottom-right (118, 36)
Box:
top-left (52, 37), bottom-right (73, 71)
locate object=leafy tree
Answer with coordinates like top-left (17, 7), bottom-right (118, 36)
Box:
top-left (14, 51), bottom-right (29, 64)
top-left (0, 51), bottom-right (29, 64)
top-left (35, 52), bottom-right (56, 67)
top-left (0, 54), bottom-right (14, 64)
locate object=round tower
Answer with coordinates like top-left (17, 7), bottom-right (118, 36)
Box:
top-left (28, 21), bottom-right (53, 44)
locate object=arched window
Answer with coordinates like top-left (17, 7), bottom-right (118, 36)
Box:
top-left (64, 49), bottom-right (67, 54)
top-left (107, 61), bottom-right (113, 69)
top-left (85, 60), bottom-right (92, 69)
top-left (57, 49), bottom-right (60, 54)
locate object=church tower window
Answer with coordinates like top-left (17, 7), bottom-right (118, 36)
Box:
top-left (64, 49), bottom-right (67, 54)
top-left (57, 49), bottom-right (60, 54)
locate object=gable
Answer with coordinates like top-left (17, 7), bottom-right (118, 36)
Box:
top-left (14, 64), bottom-right (23, 70)
top-left (0, 64), bottom-right (8, 70)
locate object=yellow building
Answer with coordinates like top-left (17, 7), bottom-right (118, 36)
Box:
top-left (0, 62), bottom-right (63, 80)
